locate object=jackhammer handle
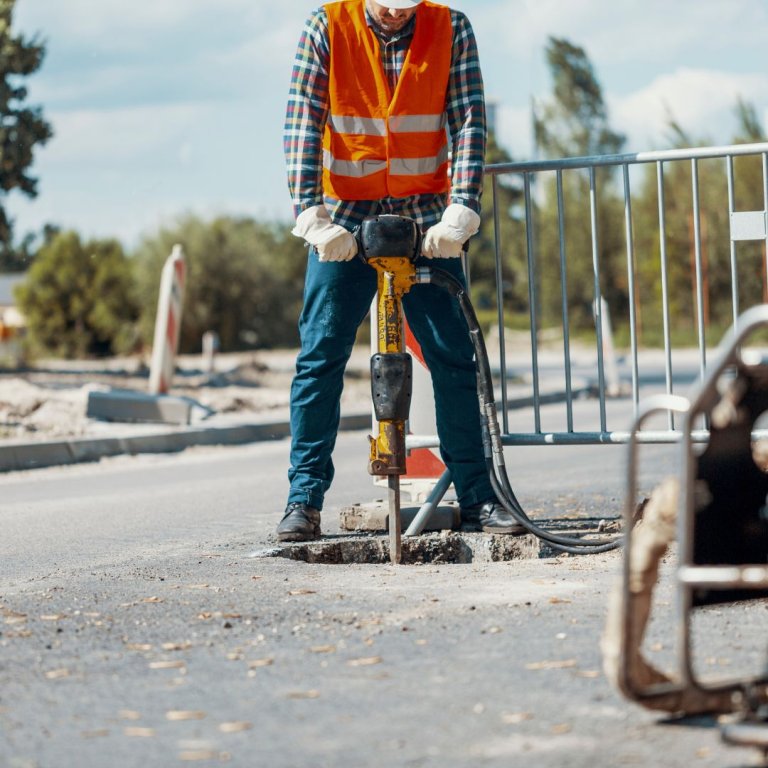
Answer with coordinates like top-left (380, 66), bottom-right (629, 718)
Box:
top-left (355, 215), bottom-right (422, 263)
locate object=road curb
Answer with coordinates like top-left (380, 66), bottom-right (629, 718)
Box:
top-left (0, 413), bottom-right (372, 473)
top-left (0, 383), bottom-right (588, 473)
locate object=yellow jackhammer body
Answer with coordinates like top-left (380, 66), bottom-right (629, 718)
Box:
top-left (358, 216), bottom-right (422, 564)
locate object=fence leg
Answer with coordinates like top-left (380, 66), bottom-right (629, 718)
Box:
top-left (403, 469), bottom-right (453, 536)
top-left (599, 296), bottom-right (621, 397)
top-left (202, 330), bottom-right (219, 374)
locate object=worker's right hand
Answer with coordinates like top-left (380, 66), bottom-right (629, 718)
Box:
top-left (422, 203), bottom-right (481, 259)
top-left (291, 205), bottom-right (358, 262)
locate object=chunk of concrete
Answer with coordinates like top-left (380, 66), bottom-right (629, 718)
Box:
top-left (87, 389), bottom-right (197, 425)
top-left (340, 500), bottom-right (460, 532)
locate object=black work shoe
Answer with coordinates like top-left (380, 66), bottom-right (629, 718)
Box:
top-left (460, 500), bottom-right (526, 535)
top-left (276, 502), bottom-right (321, 542)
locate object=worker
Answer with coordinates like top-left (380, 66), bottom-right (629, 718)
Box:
top-left (279, 0), bottom-right (524, 541)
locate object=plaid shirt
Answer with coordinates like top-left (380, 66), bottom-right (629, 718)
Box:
top-left (284, 3), bottom-right (487, 232)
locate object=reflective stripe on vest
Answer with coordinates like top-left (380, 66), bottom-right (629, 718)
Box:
top-left (322, 0), bottom-right (452, 200)
top-left (328, 115), bottom-right (387, 137)
top-left (323, 144), bottom-right (449, 179)
top-left (322, 151), bottom-right (387, 178)
top-left (329, 113), bottom-right (445, 136)
top-left (389, 114), bottom-right (446, 134)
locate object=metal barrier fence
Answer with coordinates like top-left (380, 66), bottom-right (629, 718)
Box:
top-left (465, 141), bottom-right (768, 446)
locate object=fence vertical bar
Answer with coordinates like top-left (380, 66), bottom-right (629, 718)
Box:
top-left (556, 169), bottom-right (574, 432)
top-left (524, 172), bottom-right (542, 434)
top-left (492, 175), bottom-right (510, 433)
top-left (726, 155), bottom-right (739, 326)
top-left (623, 164), bottom-right (639, 412)
top-left (657, 162), bottom-right (674, 430)
top-left (691, 159), bottom-right (707, 378)
top-left (589, 167), bottom-right (607, 433)
top-left (763, 153), bottom-right (768, 303)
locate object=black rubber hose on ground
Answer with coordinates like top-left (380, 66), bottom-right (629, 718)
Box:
top-left (425, 266), bottom-right (622, 555)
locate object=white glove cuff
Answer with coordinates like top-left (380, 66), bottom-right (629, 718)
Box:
top-left (291, 205), bottom-right (346, 247)
top-left (441, 203), bottom-right (481, 238)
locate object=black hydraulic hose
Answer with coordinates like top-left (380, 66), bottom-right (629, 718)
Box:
top-left (424, 266), bottom-right (622, 555)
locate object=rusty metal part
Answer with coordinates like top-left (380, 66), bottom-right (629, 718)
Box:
top-left (607, 305), bottom-right (768, 722)
top-left (689, 362), bottom-right (768, 605)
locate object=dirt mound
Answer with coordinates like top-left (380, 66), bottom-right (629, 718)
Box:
top-left (0, 349), bottom-right (371, 441)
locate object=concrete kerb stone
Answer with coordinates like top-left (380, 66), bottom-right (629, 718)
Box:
top-left (0, 374), bottom-right (586, 473)
top-left (0, 413), bottom-right (371, 473)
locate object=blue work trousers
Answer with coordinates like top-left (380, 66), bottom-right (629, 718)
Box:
top-left (287, 248), bottom-right (495, 511)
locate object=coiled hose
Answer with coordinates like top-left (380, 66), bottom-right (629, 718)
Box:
top-left (426, 266), bottom-right (623, 555)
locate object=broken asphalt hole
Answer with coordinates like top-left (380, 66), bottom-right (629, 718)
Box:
top-left (254, 531), bottom-right (548, 564)
top-left (248, 518), bottom-right (620, 564)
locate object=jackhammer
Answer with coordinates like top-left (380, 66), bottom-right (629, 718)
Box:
top-left (357, 214), bottom-right (622, 564)
top-left (358, 215), bottom-right (420, 564)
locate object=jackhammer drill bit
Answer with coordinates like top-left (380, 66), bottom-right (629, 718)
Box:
top-left (387, 475), bottom-right (402, 566)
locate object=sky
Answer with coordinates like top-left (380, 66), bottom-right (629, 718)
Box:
top-left (7, 0), bottom-right (768, 249)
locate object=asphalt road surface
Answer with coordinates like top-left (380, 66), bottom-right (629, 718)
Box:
top-left (1, 427), bottom-right (765, 767)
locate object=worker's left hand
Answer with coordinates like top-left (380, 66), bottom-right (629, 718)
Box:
top-left (422, 203), bottom-right (481, 259)
top-left (291, 204), bottom-right (358, 262)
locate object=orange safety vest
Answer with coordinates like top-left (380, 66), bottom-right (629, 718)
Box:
top-left (323, 0), bottom-right (452, 200)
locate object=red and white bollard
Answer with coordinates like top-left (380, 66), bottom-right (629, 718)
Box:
top-left (149, 244), bottom-right (186, 395)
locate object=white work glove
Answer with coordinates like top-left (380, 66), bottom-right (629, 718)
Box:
top-left (422, 203), bottom-right (481, 259)
top-left (291, 205), bottom-right (358, 262)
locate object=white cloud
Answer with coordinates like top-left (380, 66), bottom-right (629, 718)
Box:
top-left (15, 0), bottom-right (310, 115)
top-left (475, 0), bottom-right (768, 156)
top-left (612, 69), bottom-right (768, 150)
top-left (474, 0), bottom-right (768, 68)
top-left (18, 0), bottom-right (248, 41)
top-left (41, 103), bottom-right (211, 165)
top-left (8, 98), bottom-right (294, 246)
top-left (15, 0), bottom-right (315, 50)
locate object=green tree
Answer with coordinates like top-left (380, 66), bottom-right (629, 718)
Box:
top-left (0, 0), bottom-right (52, 248)
top-left (532, 37), bottom-right (627, 331)
top-left (0, 223), bottom-right (56, 271)
top-left (533, 37), bottom-right (625, 159)
top-left (133, 215), bottom-right (306, 353)
top-left (15, 231), bottom-right (139, 357)
top-left (0, 230), bottom-right (33, 270)
top-left (732, 98), bottom-right (765, 145)
top-left (730, 99), bottom-right (767, 311)
top-left (630, 99), bottom-right (767, 346)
